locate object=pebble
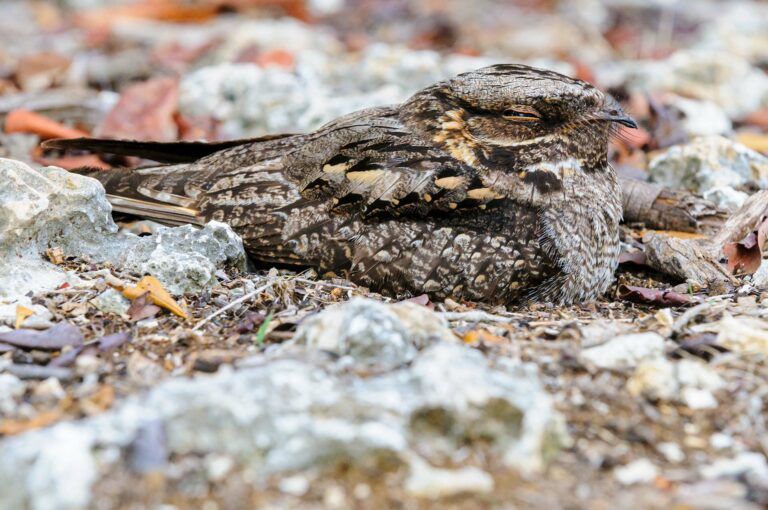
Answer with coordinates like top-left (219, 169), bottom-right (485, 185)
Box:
top-left (581, 332), bottom-right (665, 369)
top-left (614, 458), bottom-right (659, 485)
top-left (404, 456), bottom-right (494, 499)
top-left (648, 135), bottom-right (768, 210)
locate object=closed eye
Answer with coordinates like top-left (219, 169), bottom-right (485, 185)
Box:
top-left (502, 108), bottom-right (541, 122)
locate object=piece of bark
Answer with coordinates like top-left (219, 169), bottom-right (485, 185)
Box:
top-left (642, 232), bottom-right (735, 292)
top-left (620, 176), bottom-right (727, 235)
top-left (712, 190), bottom-right (768, 247)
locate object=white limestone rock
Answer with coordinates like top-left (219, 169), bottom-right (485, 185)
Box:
top-left (648, 136), bottom-right (768, 210)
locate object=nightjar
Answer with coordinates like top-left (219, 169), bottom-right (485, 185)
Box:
top-left (47, 64), bottom-right (637, 304)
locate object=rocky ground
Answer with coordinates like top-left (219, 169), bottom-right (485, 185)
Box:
top-left (1, 1), bottom-right (768, 509)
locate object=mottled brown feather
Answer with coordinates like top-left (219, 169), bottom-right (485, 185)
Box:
top-left (55, 64), bottom-right (634, 304)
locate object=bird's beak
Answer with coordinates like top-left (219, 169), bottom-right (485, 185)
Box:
top-left (595, 109), bottom-right (638, 129)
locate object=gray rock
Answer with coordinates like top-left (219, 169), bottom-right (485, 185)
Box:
top-left (648, 136), bottom-right (768, 210)
top-left (614, 458), bottom-right (659, 486)
top-left (0, 303), bottom-right (563, 509)
top-left (626, 358), bottom-right (725, 409)
top-left (0, 159), bottom-right (246, 300)
top-left (581, 332), bottom-right (665, 369)
top-left (178, 43), bottom-right (495, 138)
top-left (695, 3), bottom-right (768, 63)
top-left (666, 96), bottom-right (732, 138)
top-left (0, 373), bottom-right (26, 415)
top-left (291, 297), bottom-right (455, 371)
top-left (404, 455), bottom-right (494, 499)
top-left (701, 452), bottom-right (768, 484)
top-left (0, 159), bottom-right (114, 297)
top-left (752, 262), bottom-right (768, 290)
top-left (619, 51), bottom-right (768, 118)
top-left (89, 288), bottom-right (131, 317)
top-left (715, 315), bottom-right (768, 355)
top-left (115, 221), bottom-right (246, 295)
top-left (0, 300), bottom-right (53, 329)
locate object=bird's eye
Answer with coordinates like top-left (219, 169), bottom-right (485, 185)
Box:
top-left (502, 108), bottom-right (541, 122)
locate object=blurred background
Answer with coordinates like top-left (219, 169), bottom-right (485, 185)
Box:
top-left (0, 0), bottom-right (766, 196)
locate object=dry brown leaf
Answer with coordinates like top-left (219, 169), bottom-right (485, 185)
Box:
top-left (15, 52), bottom-right (71, 92)
top-left (127, 291), bottom-right (162, 322)
top-left (724, 232), bottom-right (762, 275)
top-left (723, 216), bottom-right (768, 275)
top-left (44, 247), bottom-right (65, 265)
top-left (97, 77), bottom-right (180, 141)
top-left (122, 276), bottom-right (188, 319)
top-left (15, 305), bottom-right (34, 329)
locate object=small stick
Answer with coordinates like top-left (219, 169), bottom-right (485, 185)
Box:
top-left (193, 281), bottom-right (274, 331)
top-left (291, 277), bottom-right (358, 292)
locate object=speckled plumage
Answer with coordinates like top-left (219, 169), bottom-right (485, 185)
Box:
top-left (51, 64), bottom-right (636, 304)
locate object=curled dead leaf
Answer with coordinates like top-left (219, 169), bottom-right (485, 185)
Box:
top-left (127, 291), bottom-right (162, 322)
top-left (618, 251), bottom-right (648, 267)
top-left (618, 284), bottom-right (694, 307)
top-left (723, 215), bottom-right (767, 275)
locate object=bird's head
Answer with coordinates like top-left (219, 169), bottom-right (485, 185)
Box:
top-left (401, 64), bottom-right (636, 174)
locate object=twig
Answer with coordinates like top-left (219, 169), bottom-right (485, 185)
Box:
top-left (291, 277), bottom-right (358, 292)
top-left (193, 281), bottom-right (274, 331)
top-left (671, 301), bottom-right (715, 334)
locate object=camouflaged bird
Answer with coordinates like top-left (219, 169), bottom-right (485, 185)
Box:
top-left (46, 64), bottom-right (637, 304)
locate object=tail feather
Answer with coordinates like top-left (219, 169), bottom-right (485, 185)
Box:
top-left (71, 165), bottom-right (204, 225)
top-left (42, 133), bottom-right (295, 163)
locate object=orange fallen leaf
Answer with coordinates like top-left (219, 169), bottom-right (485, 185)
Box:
top-left (256, 49), bottom-right (295, 69)
top-left (5, 109), bottom-right (89, 140)
top-left (654, 475), bottom-right (674, 491)
top-left (76, 0), bottom-right (310, 28)
top-left (122, 276), bottom-right (188, 319)
top-left (15, 305), bottom-right (34, 329)
top-left (736, 132), bottom-right (768, 153)
top-left (463, 329), bottom-right (506, 345)
top-left (80, 385), bottom-right (115, 416)
top-left (742, 108), bottom-right (768, 129)
top-left (0, 409), bottom-right (62, 435)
